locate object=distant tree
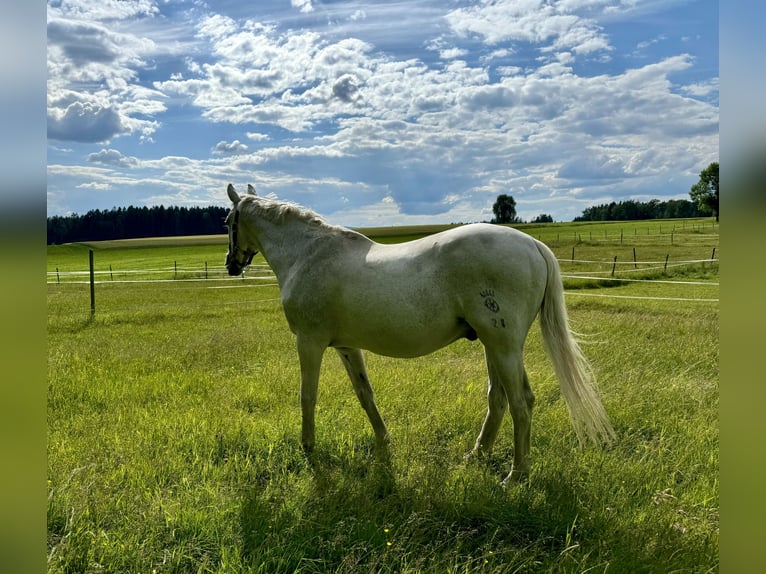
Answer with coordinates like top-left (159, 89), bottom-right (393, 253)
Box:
top-left (574, 198), bottom-right (704, 222)
top-left (531, 213), bottom-right (553, 223)
top-left (491, 194), bottom-right (518, 224)
top-left (690, 161), bottom-right (719, 221)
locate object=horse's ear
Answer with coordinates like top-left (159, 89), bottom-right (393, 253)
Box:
top-left (227, 183), bottom-right (240, 204)
top-left (247, 184), bottom-right (256, 195)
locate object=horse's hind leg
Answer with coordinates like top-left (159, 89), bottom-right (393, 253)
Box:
top-left (467, 349), bottom-right (508, 459)
top-left (504, 367), bottom-right (535, 484)
top-left (335, 347), bottom-right (390, 449)
top-left (484, 347), bottom-right (535, 484)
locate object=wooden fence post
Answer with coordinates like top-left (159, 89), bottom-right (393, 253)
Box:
top-left (611, 255), bottom-right (617, 277)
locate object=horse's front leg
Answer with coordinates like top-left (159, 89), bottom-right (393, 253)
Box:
top-left (297, 335), bottom-right (325, 452)
top-left (335, 347), bottom-right (390, 449)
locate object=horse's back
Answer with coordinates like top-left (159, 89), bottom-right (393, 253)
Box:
top-left (421, 223), bottom-right (547, 288)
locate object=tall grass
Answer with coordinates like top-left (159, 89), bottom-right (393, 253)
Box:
top-left (47, 219), bottom-right (718, 573)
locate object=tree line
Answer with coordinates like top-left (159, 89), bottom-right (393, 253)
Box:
top-left (47, 205), bottom-right (229, 244)
top-left (490, 195), bottom-right (705, 225)
top-left (492, 162), bottom-right (719, 224)
top-left (572, 198), bottom-right (705, 222)
top-left (575, 161), bottom-right (718, 222)
top-left (47, 163), bottom-right (719, 243)
top-left (47, 196), bottom-right (704, 245)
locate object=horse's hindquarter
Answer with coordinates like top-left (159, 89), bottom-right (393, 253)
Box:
top-left (282, 224), bottom-right (548, 358)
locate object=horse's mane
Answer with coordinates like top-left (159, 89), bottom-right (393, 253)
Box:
top-left (240, 195), bottom-right (358, 238)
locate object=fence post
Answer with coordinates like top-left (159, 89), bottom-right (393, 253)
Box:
top-left (174, 260), bottom-right (177, 280)
top-left (611, 255), bottom-right (617, 277)
top-left (109, 264), bottom-right (113, 281)
top-left (633, 247), bottom-right (637, 269)
top-left (664, 254), bottom-right (669, 271)
top-left (56, 267), bottom-right (60, 284)
top-left (711, 247), bottom-right (716, 260)
top-left (89, 250), bottom-right (95, 319)
top-left (205, 261), bottom-right (208, 279)
top-left (571, 247), bottom-right (575, 262)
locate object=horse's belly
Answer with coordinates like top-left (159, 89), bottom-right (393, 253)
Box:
top-left (332, 311), bottom-right (468, 358)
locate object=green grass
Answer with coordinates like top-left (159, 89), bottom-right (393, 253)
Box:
top-left (47, 219), bottom-right (718, 573)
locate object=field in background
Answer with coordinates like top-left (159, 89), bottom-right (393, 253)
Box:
top-left (47, 218), bottom-right (718, 573)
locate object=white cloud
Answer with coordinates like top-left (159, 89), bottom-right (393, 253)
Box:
top-left (48, 99), bottom-right (128, 143)
top-left (47, 4), bottom-right (169, 143)
top-left (680, 78), bottom-right (720, 99)
top-left (76, 182), bottom-right (112, 190)
top-left (48, 0), bottom-right (158, 21)
top-left (291, 0), bottom-right (314, 14)
top-left (87, 148), bottom-right (139, 168)
top-left (196, 14), bottom-right (240, 40)
top-left (440, 47), bottom-right (468, 59)
top-left (212, 140), bottom-right (249, 155)
top-left (445, 0), bottom-right (611, 55)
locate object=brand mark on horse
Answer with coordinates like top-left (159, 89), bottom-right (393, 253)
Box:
top-left (481, 289), bottom-right (501, 313)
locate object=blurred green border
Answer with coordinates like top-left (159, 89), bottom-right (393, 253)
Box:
top-left (7, 0), bottom-right (764, 571)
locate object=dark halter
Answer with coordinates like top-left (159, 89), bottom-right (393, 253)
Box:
top-left (230, 208), bottom-right (255, 268)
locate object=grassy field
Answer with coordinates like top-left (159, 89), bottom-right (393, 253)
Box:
top-left (47, 218), bottom-right (718, 573)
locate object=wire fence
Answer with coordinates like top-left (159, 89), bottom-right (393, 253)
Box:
top-left (46, 253), bottom-right (719, 318)
top-left (46, 263), bottom-right (275, 284)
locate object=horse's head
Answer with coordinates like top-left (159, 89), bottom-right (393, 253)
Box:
top-left (225, 183), bottom-right (259, 276)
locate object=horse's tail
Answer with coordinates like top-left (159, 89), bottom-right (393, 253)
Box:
top-left (534, 240), bottom-right (617, 448)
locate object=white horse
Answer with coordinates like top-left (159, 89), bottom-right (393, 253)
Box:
top-left (225, 184), bottom-right (615, 484)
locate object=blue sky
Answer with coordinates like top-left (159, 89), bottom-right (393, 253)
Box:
top-left (47, 0), bottom-right (718, 226)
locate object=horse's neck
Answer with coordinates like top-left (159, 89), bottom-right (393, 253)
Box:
top-left (252, 217), bottom-right (328, 279)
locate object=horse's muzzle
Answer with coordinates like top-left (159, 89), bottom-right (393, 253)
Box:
top-left (225, 249), bottom-right (256, 276)
top-left (225, 254), bottom-right (243, 276)
top-left (226, 261), bottom-right (242, 276)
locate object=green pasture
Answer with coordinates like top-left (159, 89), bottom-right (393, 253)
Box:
top-left (47, 218), bottom-right (718, 573)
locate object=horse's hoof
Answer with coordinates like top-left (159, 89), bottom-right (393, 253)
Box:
top-left (375, 436), bottom-right (392, 461)
top-left (376, 434), bottom-right (392, 449)
top-left (501, 469), bottom-right (529, 487)
top-left (464, 449), bottom-right (483, 463)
